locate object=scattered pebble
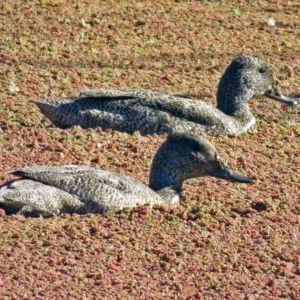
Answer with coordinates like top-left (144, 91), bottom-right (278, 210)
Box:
top-left (267, 17), bottom-right (276, 26)
top-left (9, 82), bottom-right (20, 94)
top-left (286, 118), bottom-right (296, 126)
top-left (81, 18), bottom-right (91, 28)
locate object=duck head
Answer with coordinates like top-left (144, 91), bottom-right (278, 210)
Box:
top-left (217, 56), bottom-right (297, 114)
top-left (149, 129), bottom-right (254, 192)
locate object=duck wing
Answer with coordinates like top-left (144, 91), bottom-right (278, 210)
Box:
top-left (8, 165), bottom-right (163, 214)
top-left (79, 102), bottom-right (204, 135)
top-left (34, 95), bottom-right (206, 135)
top-left (0, 179), bottom-right (86, 217)
top-left (32, 96), bottom-right (135, 129)
top-left (79, 89), bottom-right (241, 135)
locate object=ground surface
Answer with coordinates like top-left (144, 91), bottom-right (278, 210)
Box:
top-left (0, 0), bottom-right (300, 299)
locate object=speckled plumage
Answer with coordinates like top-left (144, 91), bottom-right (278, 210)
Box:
top-left (0, 131), bottom-right (254, 217)
top-left (33, 56), bottom-right (295, 136)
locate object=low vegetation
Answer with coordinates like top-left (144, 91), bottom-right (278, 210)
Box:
top-left (0, 0), bottom-right (299, 298)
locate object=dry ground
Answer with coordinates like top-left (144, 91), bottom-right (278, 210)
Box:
top-left (0, 0), bottom-right (300, 299)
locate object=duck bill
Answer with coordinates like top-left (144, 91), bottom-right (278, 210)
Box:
top-left (207, 167), bottom-right (255, 184)
top-left (265, 90), bottom-right (298, 107)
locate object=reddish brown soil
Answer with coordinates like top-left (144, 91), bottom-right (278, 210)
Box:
top-left (0, 1), bottom-right (300, 299)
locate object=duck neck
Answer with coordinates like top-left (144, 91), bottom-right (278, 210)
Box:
top-left (149, 170), bottom-right (182, 206)
top-left (217, 93), bottom-right (254, 122)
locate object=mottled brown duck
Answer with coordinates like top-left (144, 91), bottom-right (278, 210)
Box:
top-left (0, 131), bottom-right (254, 217)
top-left (33, 56), bottom-right (297, 136)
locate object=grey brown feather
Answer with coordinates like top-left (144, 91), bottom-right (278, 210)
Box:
top-left (33, 56), bottom-right (296, 136)
top-left (0, 131), bottom-right (254, 217)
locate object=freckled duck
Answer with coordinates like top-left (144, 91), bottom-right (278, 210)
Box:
top-left (0, 131), bottom-right (254, 217)
top-left (33, 56), bottom-right (297, 136)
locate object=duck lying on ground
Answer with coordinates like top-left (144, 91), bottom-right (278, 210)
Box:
top-left (33, 56), bottom-right (297, 136)
top-left (0, 131), bottom-right (254, 217)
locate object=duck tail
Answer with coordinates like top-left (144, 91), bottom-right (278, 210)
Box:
top-left (31, 97), bottom-right (61, 113)
top-left (31, 98), bottom-right (73, 128)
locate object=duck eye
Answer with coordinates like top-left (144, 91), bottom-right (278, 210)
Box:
top-left (259, 67), bottom-right (266, 74)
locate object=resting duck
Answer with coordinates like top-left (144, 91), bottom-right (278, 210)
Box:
top-left (33, 56), bottom-right (297, 136)
top-left (0, 131), bottom-right (254, 217)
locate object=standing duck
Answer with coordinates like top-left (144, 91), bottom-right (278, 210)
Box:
top-left (0, 131), bottom-right (254, 217)
top-left (33, 56), bottom-right (297, 136)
